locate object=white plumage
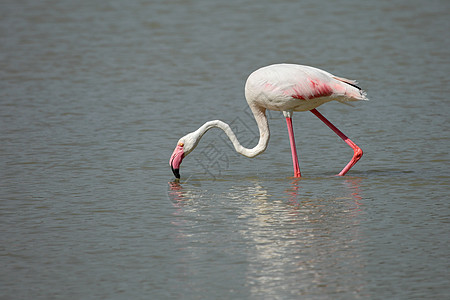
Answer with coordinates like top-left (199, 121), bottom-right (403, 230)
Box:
top-left (245, 64), bottom-right (368, 112)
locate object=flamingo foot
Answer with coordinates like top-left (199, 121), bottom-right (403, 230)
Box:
top-left (337, 140), bottom-right (363, 176)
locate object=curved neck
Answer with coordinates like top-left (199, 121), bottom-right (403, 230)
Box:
top-left (193, 106), bottom-right (270, 158)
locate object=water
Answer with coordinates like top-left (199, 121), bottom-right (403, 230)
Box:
top-left (1, 0), bottom-right (449, 299)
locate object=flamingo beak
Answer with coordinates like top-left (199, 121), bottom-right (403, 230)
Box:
top-left (171, 166), bottom-right (180, 179)
top-left (169, 144), bottom-right (184, 179)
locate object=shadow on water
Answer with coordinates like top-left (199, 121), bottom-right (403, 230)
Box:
top-left (166, 174), bottom-right (369, 296)
top-left (166, 166), bottom-right (419, 210)
top-left (167, 172), bottom-right (368, 204)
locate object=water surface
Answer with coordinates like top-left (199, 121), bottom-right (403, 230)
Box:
top-left (1, 0), bottom-right (449, 299)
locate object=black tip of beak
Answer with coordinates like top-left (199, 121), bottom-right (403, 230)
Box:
top-left (171, 166), bottom-right (180, 179)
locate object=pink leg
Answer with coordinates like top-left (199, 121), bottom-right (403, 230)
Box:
top-left (310, 109), bottom-right (363, 176)
top-left (285, 116), bottom-right (301, 177)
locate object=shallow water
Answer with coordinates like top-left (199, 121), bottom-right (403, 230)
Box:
top-left (1, 0), bottom-right (449, 299)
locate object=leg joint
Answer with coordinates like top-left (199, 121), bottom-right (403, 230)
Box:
top-left (354, 147), bottom-right (363, 160)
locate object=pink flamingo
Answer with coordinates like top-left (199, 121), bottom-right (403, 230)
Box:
top-left (170, 63), bottom-right (368, 179)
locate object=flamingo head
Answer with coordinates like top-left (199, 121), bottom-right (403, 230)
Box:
top-left (169, 132), bottom-right (198, 179)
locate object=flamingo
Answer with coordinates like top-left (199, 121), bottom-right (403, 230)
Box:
top-left (169, 63), bottom-right (368, 179)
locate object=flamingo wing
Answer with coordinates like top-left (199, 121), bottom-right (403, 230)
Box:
top-left (281, 64), bottom-right (367, 101)
top-left (252, 64), bottom-right (367, 102)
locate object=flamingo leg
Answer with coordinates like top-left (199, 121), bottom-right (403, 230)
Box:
top-left (310, 108), bottom-right (363, 176)
top-left (285, 116), bottom-right (302, 177)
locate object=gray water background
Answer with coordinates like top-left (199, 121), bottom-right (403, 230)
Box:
top-left (1, 0), bottom-right (449, 299)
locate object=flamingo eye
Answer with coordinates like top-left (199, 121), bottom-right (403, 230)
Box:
top-left (179, 143), bottom-right (184, 147)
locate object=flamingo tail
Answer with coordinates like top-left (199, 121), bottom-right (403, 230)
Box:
top-left (333, 76), bottom-right (369, 101)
